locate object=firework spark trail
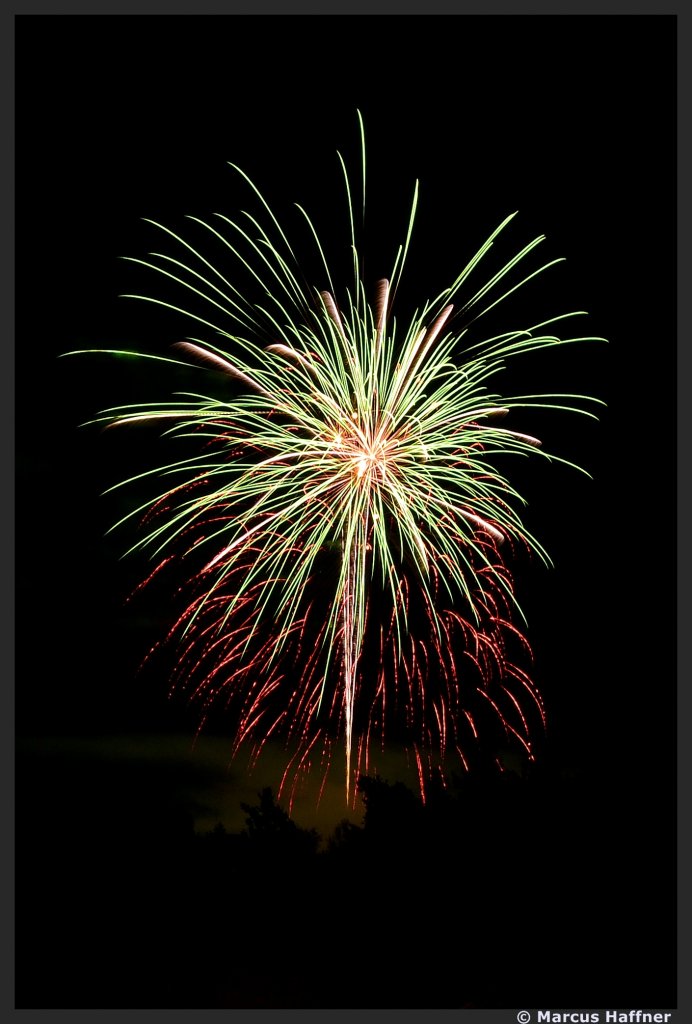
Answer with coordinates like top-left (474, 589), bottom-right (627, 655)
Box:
top-left (65, 113), bottom-right (604, 802)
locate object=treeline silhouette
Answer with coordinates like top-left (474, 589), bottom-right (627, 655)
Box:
top-left (16, 762), bottom-right (675, 1008)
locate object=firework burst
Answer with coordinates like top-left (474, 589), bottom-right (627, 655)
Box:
top-left (67, 114), bottom-right (604, 804)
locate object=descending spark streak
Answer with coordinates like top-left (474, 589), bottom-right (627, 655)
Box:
top-left (342, 542), bottom-right (357, 802)
top-left (66, 114), bottom-right (604, 802)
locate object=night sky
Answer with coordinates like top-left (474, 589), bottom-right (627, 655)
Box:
top-left (15, 14), bottom-right (677, 1011)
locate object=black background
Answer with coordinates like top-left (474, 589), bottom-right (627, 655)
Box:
top-left (15, 14), bottom-right (677, 1011)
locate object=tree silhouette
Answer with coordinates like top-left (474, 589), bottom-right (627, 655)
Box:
top-left (240, 787), bottom-right (320, 859)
